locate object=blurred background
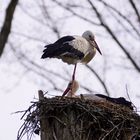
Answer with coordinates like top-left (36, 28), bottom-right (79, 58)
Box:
top-left (0, 0), bottom-right (140, 139)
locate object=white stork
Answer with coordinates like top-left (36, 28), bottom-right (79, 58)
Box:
top-left (41, 30), bottom-right (102, 97)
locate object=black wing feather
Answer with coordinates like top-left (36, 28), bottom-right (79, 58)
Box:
top-left (41, 36), bottom-right (84, 59)
top-left (54, 36), bottom-right (75, 44)
top-left (61, 43), bottom-right (84, 59)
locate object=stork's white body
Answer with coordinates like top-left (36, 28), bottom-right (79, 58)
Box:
top-left (60, 36), bottom-right (96, 64)
top-left (41, 30), bottom-right (102, 98)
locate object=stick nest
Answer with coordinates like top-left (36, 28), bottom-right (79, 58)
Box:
top-left (17, 96), bottom-right (140, 140)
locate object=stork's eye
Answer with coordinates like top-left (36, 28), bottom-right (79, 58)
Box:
top-left (89, 35), bottom-right (92, 39)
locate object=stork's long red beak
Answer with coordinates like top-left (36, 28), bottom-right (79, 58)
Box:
top-left (90, 40), bottom-right (102, 55)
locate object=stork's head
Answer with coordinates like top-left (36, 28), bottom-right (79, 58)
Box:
top-left (82, 30), bottom-right (102, 55)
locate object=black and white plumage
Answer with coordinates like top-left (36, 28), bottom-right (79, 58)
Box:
top-left (42, 31), bottom-right (101, 64)
top-left (41, 30), bottom-right (102, 97)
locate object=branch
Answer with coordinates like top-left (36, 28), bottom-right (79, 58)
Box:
top-left (12, 31), bottom-right (47, 43)
top-left (97, 0), bottom-right (140, 38)
top-left (87, 0), bottom-right (140, 73)
top-left (52, 0), bottom-right (100, 26)
top-left (18, 3), bottom-right (47, 27)
top-left (129, 0), bottom-right (140, 25)
top-left (86, 65), bottom-right (110, 96)
top-left (9, 42), bottom-right (63, 93)
top-left (0, 0), bottom-right (19, 57)
top-left (40, 0), bottom-right (61, 38)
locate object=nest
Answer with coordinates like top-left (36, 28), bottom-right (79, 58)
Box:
top-left (17, 94), bottom-right (140, 140)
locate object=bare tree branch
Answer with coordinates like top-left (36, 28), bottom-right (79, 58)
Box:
top-left (86, 65), bottom-right (110, 96)
top-left (87, 0), bottom-right (140, 72)
top-left (40, 0), bottom-right (61, 38)
top-left (0, 0), bottom-right (18, 57)
top-left (18, 3), bottom-right (47, 27)
top-left (129, 0), bottom-right (140, 24)
top-left (12, 31), bottom-right (47, 43)
top-left (9, 42), bottom-right (63, 93)
top-left (52, 0), bottom-right (101, 26)
top-left (97, 0), bottom-right (140, 38)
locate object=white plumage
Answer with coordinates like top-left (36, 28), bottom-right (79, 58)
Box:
top-left (41, 30), bottom-right (102, 97)
top-left (66, 35), bottom-right (96, 64)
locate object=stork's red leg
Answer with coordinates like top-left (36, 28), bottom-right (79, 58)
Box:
top-left (70, 64), bottom-right (77, 96)
top-left (61, 64), bottom-right (77, 99)
top-left (72, 64), bottom-right (77, 82)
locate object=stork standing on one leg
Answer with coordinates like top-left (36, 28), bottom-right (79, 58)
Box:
top-left (41, 30), bottom-right (102, 97)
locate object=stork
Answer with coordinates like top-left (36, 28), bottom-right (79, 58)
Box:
top-left (41, 30), bottom-right (102, 97)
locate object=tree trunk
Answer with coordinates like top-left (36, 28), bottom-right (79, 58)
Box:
top-left (0, 0), bottom-right (18, 57)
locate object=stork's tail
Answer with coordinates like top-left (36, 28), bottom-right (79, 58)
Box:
top-left (41, 44), bottom-right (56, 58)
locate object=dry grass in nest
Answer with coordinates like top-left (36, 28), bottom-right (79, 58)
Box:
top-left (17, 96), bottom-right (140, 140)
